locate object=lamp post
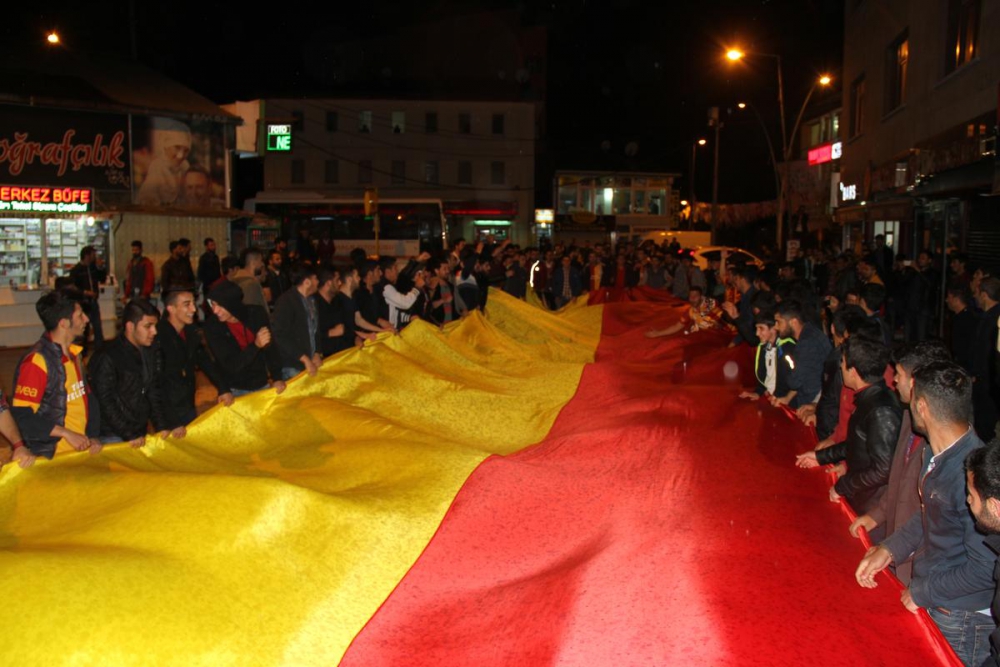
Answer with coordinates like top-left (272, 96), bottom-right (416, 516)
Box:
top-left (689, 138), bottom-right (707, 220)
top-left (726, 47), bottom-right (831, 253)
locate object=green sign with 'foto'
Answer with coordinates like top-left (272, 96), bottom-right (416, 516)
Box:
top-left (267, 124), bottom-right (292, 151)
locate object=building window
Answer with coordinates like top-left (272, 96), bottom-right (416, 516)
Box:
top-left (292, 110), bottom-right (304, 132)
top-left (832, 112), bottom-right (841, 140)
top-left (492, 113), bottom-right (505, 135)
top-left (326, 111), bottom-right (338, 132)
top-left (459, 113), bottom-right (471, 134)
top-left (324, 159), bottom-right (339, 184)
top-left (359, 111), bottom-right (372, 133)
top-left (491, 161), bottom-right (505, 185)
top-left (391, 111), bottom-right (405, 134)
top-left (425, 112), bottom-right (438, 133)
top-left (424, 161), bottom-right (439, 184)
top-left (458, 161), bottom-right (473, 185)
top-left (894, 161), bottom-right (908, 188)
top-left (886, 30), bottom-right (909, 113)
top-left (358, 160), bottom-right (373, 184)
top-left (391, 160), bottom-right (405, 185)
top-left (849, 75), bottom-right (866, 138)
top-left (291, 159), bottom-right (305, 184)
top-left (945, 0), bottom-right (981, 75)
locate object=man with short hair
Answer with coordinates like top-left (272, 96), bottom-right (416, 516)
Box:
top-left (774, 299), bottom-right (832, 408)
top-left (551, 255), bottom-right (582, 309)
top-left (860, 282), bottom-right (892, 346)
top-left (947, 285), bottom-right (979, 374)
top-left (380, 257), bottom-right (425, 331)
top-left (197, 237), bottom-right (222, 289)
top-left (264, 249), bottom-right (291, 307)
top-left (848, 341), bottom-right (950, 564)
top-left (271, 264), bottom-right (324, 379)
top-left (89, 299), bottom-right (170, 447)
top-left (232, 248), bottom-right (269, 330)
top-left (69, 245), bottom-right (107, 349)
top-left (857, 362), bottom-right (996, 667)
top-left (10, 288), bottom-right (101, 459)
top-left (161, 240), bottom-right (195, 290)
top-left (797, 336), bottom-right (902, 514)
top-left (722, 265), bottom-right (760, 347)
top-left (314, 266), bottom-right (348, 357)
top-left (425, 258), bottom-right (455, 325)
top-left (123, 240), bottom-right (155, 301)
top-left (157, 289), bottom-right (233, 430)
top-left (963, 442), bottom-right (1000, 667)
top-left (739, 311), bottom-right (795, 400)
top-left (973, 277), bottom-right (1000, 441)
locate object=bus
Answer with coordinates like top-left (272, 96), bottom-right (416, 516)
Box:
top-left (247, 195), bottom-right (448, 259)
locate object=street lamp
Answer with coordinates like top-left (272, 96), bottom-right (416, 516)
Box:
top-left (46, 31), bottom-right (61, 45)
top-left (726, 45), bottom-right (833, 251)
top-left (690, 138), bottom-right (707, 217)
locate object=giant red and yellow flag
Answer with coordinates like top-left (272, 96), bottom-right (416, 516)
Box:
top-left (0, 290), bottom-right (960, 665)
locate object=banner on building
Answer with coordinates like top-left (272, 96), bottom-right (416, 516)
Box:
top-left (132, 116), bottom-right (227, 209)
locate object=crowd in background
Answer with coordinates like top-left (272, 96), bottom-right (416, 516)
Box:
top-left (2, 229), bottom-right (1000, 665)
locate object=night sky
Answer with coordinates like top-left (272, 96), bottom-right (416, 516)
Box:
top-left (6, 0), bottom-right (844, 205)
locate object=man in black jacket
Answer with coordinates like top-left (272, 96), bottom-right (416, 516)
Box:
top-left (264, 249), bottom-right (291, 308)
top-left (88, 299), bottom-right (170, 447)
top-left (272, 264), bottom-right (324, 379)
top-left (964, 442), bottom-right (1000, 667)
top-left (314, 266), bottom-right (348, 357)
top-left (722, 265), bottom-right (759, 347)
top-left (157, 289), bottom-right (233, 432)
top-left (774, 300), bottom-right (832, 409)
top-left (197, 237), bottom-right (221, 290)
top-left (972, 277), bottom-right (1000, 441)
top-left (797, 336), bottom-right (902, 514)
top-left (161, 240), bottom-right (195, 291)
top-left (204, 281), bottom-right (286, 396)
top-left (69, 245), bottom-right (107, 351)
top-left (858, 362), bottom-right (995, 667)
top-left (946, 285), bottom-right (979, 375)
top-left (738, 310), bottom-right (795, 400)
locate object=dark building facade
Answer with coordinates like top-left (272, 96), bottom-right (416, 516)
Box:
top-left (836, 0), bottom-right (999, 271)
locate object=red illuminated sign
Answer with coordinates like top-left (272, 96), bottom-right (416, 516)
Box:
top-left (0, 185), bottom-right (94, 213)
top-left (808, 144), bottom-right (833, 165)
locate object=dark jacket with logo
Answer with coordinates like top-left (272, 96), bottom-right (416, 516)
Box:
top-left (882, 429), bottom-right (995, 611)
top-left (88, 335), bottom-right (167, 441)
top-left (155, 319), bottom-right (230, 429)
top-left (816, 380), bottom-right (902, 513)
top-left (786, 323), bottom-right (832, 407)
top-left (753, 337), bottom-right (796, 397)
top-left (202, 314), bottom-right (283, 391)
top-left (11, 335), bottom-right (100, 458)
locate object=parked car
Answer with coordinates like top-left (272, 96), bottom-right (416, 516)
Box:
top-left (690, 246), bottom-right (764, 271)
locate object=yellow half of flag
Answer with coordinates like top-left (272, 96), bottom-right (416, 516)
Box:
top-left (0, 292), bottom-right (601, 666)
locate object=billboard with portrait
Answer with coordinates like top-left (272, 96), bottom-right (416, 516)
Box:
top-left (131, 116), bottom-right (228, 209)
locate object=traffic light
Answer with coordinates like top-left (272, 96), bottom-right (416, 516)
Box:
top-left (364, 188), bottom-right (379, 216)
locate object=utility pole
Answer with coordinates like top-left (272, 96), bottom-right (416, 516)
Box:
top-left (708, 107), bottom-right (721, 244)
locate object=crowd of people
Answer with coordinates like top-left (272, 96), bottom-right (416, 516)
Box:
top-left (1, 230), bottom-right (1000, 665)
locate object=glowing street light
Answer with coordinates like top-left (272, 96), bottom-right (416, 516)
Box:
top-left (46, 32), bottom-right (61, 45)
top-left (680, 200), bottom-right (689, 207)
top-left (737, 102), bottom-right (746, 109)
top-left (726, 49), bottom-right (744, 62)
top-left (819, 74), bottom-right (832, 86)
top-left (697, 138), bottom-right (707, 146)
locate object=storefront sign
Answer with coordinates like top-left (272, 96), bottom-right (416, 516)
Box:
top-left (839, 182), bottom-right (857, 202)
top-left (831, 141), bottom-right (842, 159)
top-left (0, 185), bottom-right (93, 213)
top-left (0, 107), bottom-right (131, 190)
top-left (535, 208), bottom-right (554, 223)
top-left (808, 141), bottom-right (843, 166)
top-left (266, 124), bottom-right (292, 151)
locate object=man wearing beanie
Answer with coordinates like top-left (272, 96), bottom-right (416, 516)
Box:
top-left (203, 281), bottom-right (286, 396)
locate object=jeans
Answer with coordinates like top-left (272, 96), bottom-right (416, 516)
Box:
top-left (281, 367), bottom-right (300, 381)
top-left (927, 607), bottom-right (995, 667)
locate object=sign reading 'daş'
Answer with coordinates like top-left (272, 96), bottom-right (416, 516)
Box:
top-left (0, 185), bottom-right (93, 212)
top-left (266, 124), bottom-right (292, 151)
